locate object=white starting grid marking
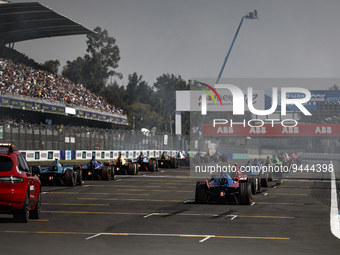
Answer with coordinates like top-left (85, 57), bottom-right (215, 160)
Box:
top-left (143, 212), bottom-right (242, 220)
top-left (85, 233), bottom-right (102, 240)
top-left (330, 161), bottom-right (340, 239)
top-left (85, 232), bottom-right (215, 243)
top-left (230, 215), bottom-right (238, 220)
top-left (199, 236), bottom-right (213, 243)
top-left (143, 213), bottom-right (155, 218)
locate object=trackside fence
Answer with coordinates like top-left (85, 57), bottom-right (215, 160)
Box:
top-left (0, 122), bottom-right (190, 151)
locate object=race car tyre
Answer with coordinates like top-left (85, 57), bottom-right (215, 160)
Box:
top-left (148, 159), bottom-right (156, 172)
top-left (239, 182), bottom-right (252, 205)
top-left (65, 169), bottom-right (75, 186)
top-left (14, 191), bottom-right (30, 223)
top-left (195, 181), bottom-right (207, 204)
top-left (184, 157), bottom-right (190, 166)
top-left (250, 177), bottom-right (256, 194)
top-left (170, 158), bottom-right (176, 168)
top-left (110, 167), bottom-right (115, 180)
top-left (134, 163), bottom-right (139, 174)
top-left (101, 165), bottom-right (110, 180)
top-left (260, 172), bottom-right (269, 187)
top-left (127, 162), bottom-right (135, 175)
top-left (268, 171), bottom-right (274, 182)
top-left (76, 169), bottom-right (83, 185)
top-left (29, 190), bottom-right (41, 219)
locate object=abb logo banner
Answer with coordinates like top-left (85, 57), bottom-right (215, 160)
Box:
top-left (199, 124), bottom-right (340, 137)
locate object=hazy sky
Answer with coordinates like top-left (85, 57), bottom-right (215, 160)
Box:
top-left (12, 0), bottom-right (340, 88)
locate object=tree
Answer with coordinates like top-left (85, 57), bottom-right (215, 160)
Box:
top-left (329, 84), bottom-right (339, 90)
top-left (101, 80), bottom-right (127, 112)
top-left (127, 101), bottom-right (165, 131)
top-left (126, 73), bottom-right (154, 105)
top-left (62, 26), bottom-right (121, 93)
top-left (42, 59), bottom-right (60, 74)
top-left (62, 57), bottom-right (85, 84)
top-left (153, 74), bottom-right (189, 132)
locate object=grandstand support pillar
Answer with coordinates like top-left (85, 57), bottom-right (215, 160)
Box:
top-left (24, 125), bottom-right (27, 150)
top-left (175, 111), bottom-right (182, 135)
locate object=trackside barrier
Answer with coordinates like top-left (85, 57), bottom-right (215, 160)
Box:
top-left (298, 153), bottom-right (340, 160)
top-left (22, 150), bottom-right (250, 162)
top-left (22, 150), bottom-right (181, 162)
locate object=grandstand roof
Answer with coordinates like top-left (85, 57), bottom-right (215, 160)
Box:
top-left (0, 2), bottom-right (94, 45)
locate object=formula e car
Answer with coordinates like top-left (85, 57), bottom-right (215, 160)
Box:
top-left (271, 154), bottom-right (284, 178)
top-left (133, 152), bottom-right (158, 172)
top-left (176, 150), bottom-right (190, 166)
top-left (195, 171), bottom-right (252, 205)
top-left (157, 151), bottom-right (178, 168)
top-left (39, 158), bottom-right (82, 186)
top-left (113, 154), bottom-right (139, 175)
top-left (81, 157), bottom-right (113, 180)
top-left (290, 151), bottom-right (302, 165)
top-left (262, 156), bottom-right (274, 181)
top-left (243, 160), bottom-right (266, 193)
top-left (193, 151), bottom-right (212, 164)
top-left (210, 151), bottom-right (228, 163)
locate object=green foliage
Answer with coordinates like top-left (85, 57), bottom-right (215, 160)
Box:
top-left (42, 59), bottom-right (60, 74)
top-left (62, 26), bottom-right (121, 94)
top-left (329, 84), bottom-right (339, 90)
top-left (59, 26), bottom-right (192, 133)
top-left (127, 101), bottom-right (165, 131)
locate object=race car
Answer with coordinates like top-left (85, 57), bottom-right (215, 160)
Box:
top-left (176, 150), bottom-right (190, 166)
top-left (39, 158), bottom-right (82, 186)
top-left (243, 160), bottom-right (262, 194)
top-left (113, 153), bottom-right (139, 175)
top-left (157, 151), bottom-right (178, 168)
top-left (195, 171), bottom-right (252, 205)
top-left (252, 159), bottom-right (270, 188)
top-left (0, 143), bottom-right (41, 222)
top-left (278, 152), bottom-right (292, 169)
top-left (192, 151), bottom-right (212, 164)
top-left (133, 152), bottom-right (158, 172)
top-left (290, 151), bottom-right (302, 165)
top-left (271, 154), bottom-right (284, 178)
top-left (262, 156), bottom-right (274, 181)
top-left (81, 156), bottom-right (114, 180)
top-left (211, 150), bottom-right (228, 163)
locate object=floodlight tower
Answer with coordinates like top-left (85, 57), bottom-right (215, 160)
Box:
top-left (195, 10), bottom-right (258, 137)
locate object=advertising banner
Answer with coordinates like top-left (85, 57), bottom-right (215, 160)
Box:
top-left (199, 123), bottom-right (340, 137)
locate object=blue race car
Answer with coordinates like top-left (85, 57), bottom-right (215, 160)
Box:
top-left (133, 152), bottom-right (158, 172)
top-left (195, 171), bottom-right (252, 205)
top-left (81, 156), bottom-right (113, 180)
top-left (39, 158), bottom-right (82, 186)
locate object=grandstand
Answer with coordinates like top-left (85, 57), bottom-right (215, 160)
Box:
top-left (0, 2), bottom-right (127, 129)
top-left (0, 2), bottom-right (187, 152)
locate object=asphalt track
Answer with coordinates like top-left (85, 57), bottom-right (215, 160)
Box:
top-left (1, 160), bottom-right (340, 255)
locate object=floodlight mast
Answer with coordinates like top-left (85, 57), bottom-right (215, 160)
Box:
top-left (195, 10), bottom-right (258, 137)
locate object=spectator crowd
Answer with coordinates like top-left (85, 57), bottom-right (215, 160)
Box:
top-left (0, 46), bottom-right (126, 116)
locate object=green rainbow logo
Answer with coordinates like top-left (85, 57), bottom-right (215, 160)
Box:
top-left (198, 82), bottom-right (223, 106)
